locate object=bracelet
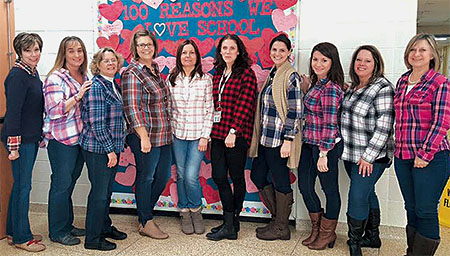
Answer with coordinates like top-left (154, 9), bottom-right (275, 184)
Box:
top-left (74, 94), bottom-right (81, 102)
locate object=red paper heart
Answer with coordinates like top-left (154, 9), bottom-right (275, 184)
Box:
top-left (99, 1), bottom-right (124, 22)
top-left (161, 179), bottom-right (174, 196)
top-left (190, 37), bottom-right (214, 57)
top-left (258, 28), bottom-right (276, 68)
top-left (202, 184), bottom-right (220, 204)
top-left (163, 39), bottom-right (185, 56)
top-left (274, 0), bottom-right (297, 10)
top-left (115, 165), bottom-right (136, 187)
top-left (132, 0), bottom-right (143, 3)
top-left (239, 36), bottom-right (264, 63)
top-left (156, 39), bottom-right (164, 54)
top-left (96, 35), bottom-right (120, 50)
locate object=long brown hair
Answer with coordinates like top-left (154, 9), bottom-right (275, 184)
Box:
top-left (349, 45), bottom-right (385, 89)
top-left (168, 39), bottom-right (204, 86)
top-left (309, 42), bottom-right (344, 88)
top-left (47, 36), bottom-right (88, 76)
top-left (214, 34), bottom-right (252, 76)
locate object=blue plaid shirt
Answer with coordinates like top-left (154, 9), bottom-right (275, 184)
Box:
top-left (79, 75), bottom-right (125, 154)
top-left (259, 69), bottom-right (302, 148)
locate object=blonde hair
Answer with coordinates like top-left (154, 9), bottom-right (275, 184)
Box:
top-left (404, 33), bottom-right (441, 71)
top-left (90, 47), bottom-right (124, 76)
top-left (129, 29), bottom-right (158, 60)
top-left (48, 36), bottom-right (88, 76)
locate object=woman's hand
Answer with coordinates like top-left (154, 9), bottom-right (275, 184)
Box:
top-left (357, 158), bottom-right (373, 177)
top-left (414, 156), bottom-right (429, 168)
top-left (140, 136), bottom-right (151, 153)
top-left (107, 152), bottom-right (118, 168)
top-left (8, 150), bottom-right (20, 161)
top-left (198, 138), bottom-right (208, 152)
top-left (280, 141), bottom-right (291, 158)
top-left (77, 81), bottom-right (92, 100)
top-left (300, 74), bottom-right (311, 93)
top-left (225, 133), bottom-right (236, 148)
top-left (317, 156), bottom-right (328, 172)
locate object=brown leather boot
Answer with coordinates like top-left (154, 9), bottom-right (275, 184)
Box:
top-left (256, 185), bottom-right (276, 234)
top-left (302, 209), bottom-right (323, 246)
top-left (256, 191), bottom-right (293, 240)
top-left (308, 216), bottom-right (338, 250)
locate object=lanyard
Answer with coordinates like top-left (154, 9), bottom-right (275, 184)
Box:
top-left (217, 71), bottom-right (232, 108)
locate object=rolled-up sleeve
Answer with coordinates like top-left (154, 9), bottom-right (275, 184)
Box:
top-left (319, 85), bottom-right (342, 151)
top-left (283, 73), bottom-right (302, 139)
top-left (43, 75), bottom-right (70, 120)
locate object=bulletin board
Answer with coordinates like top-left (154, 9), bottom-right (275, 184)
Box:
top-left (95, 0), bottom-right (300, 217)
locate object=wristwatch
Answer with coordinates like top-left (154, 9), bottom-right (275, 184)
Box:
top-left (319, 151), bottom-right (328, 158)
top-left (229, 128), bottom-right (236, 135)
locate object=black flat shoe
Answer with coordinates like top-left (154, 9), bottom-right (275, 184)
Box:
top-left (51, 234), bottom-right (81, 246)
top-left (104, 226), bottom-right (127, 240)
top-left (84, 238), bottom-right (116, 251)
top-left (70, 227), bottom-right (86, 237)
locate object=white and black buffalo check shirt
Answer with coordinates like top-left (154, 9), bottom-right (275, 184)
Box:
top-left (340, 77), bottom-right (395, 163)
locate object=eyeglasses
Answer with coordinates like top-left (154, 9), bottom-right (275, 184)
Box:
top-left (136, 43), bottom-right (154, 49)
top-left (101, 59), bottom-right (117, 64)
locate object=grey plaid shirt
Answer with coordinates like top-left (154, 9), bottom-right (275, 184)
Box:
top-left (340, 77), bottom-right (395, 163)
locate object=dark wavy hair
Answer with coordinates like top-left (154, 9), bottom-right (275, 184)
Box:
top-left (214, 34), bottom-right (252, 75)
top-left (169, 39), bottom-right (204, 87)
top-left (349, 45), bottom-right (385, 89)
top-left (269, 32), bottom-right (292, 51)
top-left (309, 42), bottom-right (344, 89)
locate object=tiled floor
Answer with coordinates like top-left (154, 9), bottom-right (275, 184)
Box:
top-left (1, 205), bottom-right (449, 255)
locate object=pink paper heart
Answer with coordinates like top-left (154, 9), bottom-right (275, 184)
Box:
top-left (190, 37), bottom-right (214, 57)
top-left (143, 0), bottom-right (163, 9)
top-left (102, 20), bottom-right (123, 37)
top-left (251, 64), bottom-right (270, 91)
top-left (96, 34), bottom-right (120, 50)
top-left (199, 161), bottom-right (212, 179)
top-left (170, 183), bottom-right (178, 205)
top-left (132, 0), bottom-right (143, 3)
top-left (118, 147), bottom-right (135, 166)
top-left (274, 0), bottom-right (297, 10)
top-left (154, 56), bottom-right (176, 72)
top-left (201, 57), bottom-right (215, 73)
top-left (245, 169), bottom-right (258, 193)
top-left (98, 1), bottom-right (124, 22)
top-left (115, 165), bottom-right (136, 187)
top-left (258, 28), bottom-right (276, 68)
top-left (272, 9), bottom-right (298, 32)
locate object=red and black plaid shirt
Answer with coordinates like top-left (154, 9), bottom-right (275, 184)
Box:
top-left (211, 68), bottom-right (257, 146)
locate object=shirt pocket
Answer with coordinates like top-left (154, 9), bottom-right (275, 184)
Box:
top-left (407, 91), bottom-right (432, 105)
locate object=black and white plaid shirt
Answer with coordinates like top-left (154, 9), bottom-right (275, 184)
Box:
top-left (340, 77), bottom-right (395, 163)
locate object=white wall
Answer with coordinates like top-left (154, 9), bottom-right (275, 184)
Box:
top-left (14, 0), bottom-right (417, 227)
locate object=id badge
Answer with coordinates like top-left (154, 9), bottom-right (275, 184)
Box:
top-left (213, 110), bottom-right (222, 123)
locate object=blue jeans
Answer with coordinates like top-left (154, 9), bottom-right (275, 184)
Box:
top-left (82, 150), bottom-right (117, 244)
top-left (394, 150), bottom-right (450, 240)
top-left (344, 160), bottom-right (388, 220)
top-left (251, 144), bottom-right (292, 194)
top-left (172, 137), bottom-right (204, 209)
top-left (126, 134), bottom-right (172, 226)
top-left (298, 142), bottom-right (343, 220)
top-left (5, 143), bottom-right (38, 244)
top-left (47, 139), bottom-right (84, 240)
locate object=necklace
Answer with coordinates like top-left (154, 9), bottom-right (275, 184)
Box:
top-left (408, 74), bottom-right (420, 85)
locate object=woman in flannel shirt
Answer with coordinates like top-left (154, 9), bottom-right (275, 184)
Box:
top-left (341, 45), bottom-right (394, 256)
top-left (79, 48), bottom-right (127, 251)
top-left (1, 32), bottom-right (46, 252)
top-left (43, 36), bottom-right (92, 246)
top-left (298, 42), bottom-right (344, 251)
top-left (121, 29), bottom-right (172, 240)
top-left (249, 33), bottom-right (302, 241)
top-left (205, 34), bottom-right (257, 241)
top-left (167, 40), bottom-right (214, 235)
top-left (394, 33), bottom-right (450, 256)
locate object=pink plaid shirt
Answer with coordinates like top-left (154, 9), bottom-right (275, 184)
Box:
top-left (168, 73), bottom-right (214, 140)
top-left (43, 68), bottom-right (87, 146)
top-left (394, 69), bottom-right (450, 161)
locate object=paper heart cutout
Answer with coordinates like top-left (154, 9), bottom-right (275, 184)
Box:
top-left (102, 20), bottom-right (123, 38)
top-left (98, 1), bottom-right (124, 22)
top-left (258, 28), bottom-right (276, 68)
top-left (274, 0), bottom-right (297, 10)
top-left (169, 182), bottom-right (178, 205)
top-left (118, 146), bottom-right (135, 166)
top-left (289, 171), bottom-right (297, 184)
top-left (132, 0), bottom-right (143, 3)
top-left (118, 24), bottom-right (144, 62)
top-left (170, 164), bottom-right (177, 181)
top-left (115, 165), bottom-right (136, 187)
top-left (201, 57), bottom-right (215, 73)
top-left (202, 184), bottom-right (220, 204)
top-left (96, 34), bottom-right (120, 50)
top-left (154, 56), bottom-right (176, 72)
top-left (120, 24), bottom-right (144, 42)
top-left (244, 169), bottom-right (258, 193)
top-left (143, 0), bottom-right (164, 9)
top-left (153, 23), bottom-right (166, 36)
top-left (163, 39), bottom-right (185, 56)
top-left (199, 161), bottom-right (212, 180)
top-left (156, 39), bottom-right (164, 54)
top-left (161, 179), bottom-right (174, 197)
top-left (239, 36), bottom-right (264, 63)
top-left (190, 37), bottom-right (214, 57)
top-left (251, 64), bottom-right (270, 91)
top-left (272, 9), bottom-right (298, 32)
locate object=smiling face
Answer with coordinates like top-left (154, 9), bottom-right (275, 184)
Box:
top-left (180, 44), bottom-right (197, 71)
top-left (220, 39), bottom-right (239, 67)
top-left (65, 41), bottom-right (85, 70)
top-left (311, 50), bottom-right (332, 80)
top-left (136, 35), bottom-right (155, 62)
top-left (354, 49), bottom-right (375, 82)
top-left (270, 41), bottom-right (291, 68)
top-left (98, 51), bottom-right (118, 78)
top-left (21, 42), bottom-right (41, 68)
top-left (408, 39), bottom-right (433, 71)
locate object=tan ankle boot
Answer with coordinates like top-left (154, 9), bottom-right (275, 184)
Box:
top-left (15, 239), bottom-right (46, 252)
top-left (308, 216), bottom-right (337, 250)
top-left (139, 220), bottom-right (169, 239)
